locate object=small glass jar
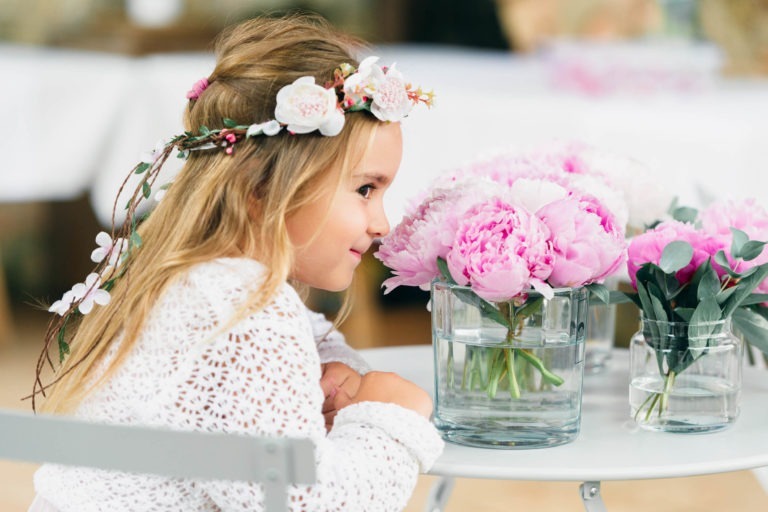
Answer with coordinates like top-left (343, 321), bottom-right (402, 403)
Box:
top-left (629, 317), bottom-right (742, 433)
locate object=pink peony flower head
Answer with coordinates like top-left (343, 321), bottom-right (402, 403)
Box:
top-left (627, 220), bottom-right (725, 289)
top-left (445, 198), bottom-right (554, 302)
top-left (537, 196), bottom-right (626, 288)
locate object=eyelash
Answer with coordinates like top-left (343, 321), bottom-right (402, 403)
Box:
top-left (357, 184), bottom-right (375, 199)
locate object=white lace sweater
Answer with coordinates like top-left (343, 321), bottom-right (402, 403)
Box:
top-left (33, 258), bottom-right (443, 512)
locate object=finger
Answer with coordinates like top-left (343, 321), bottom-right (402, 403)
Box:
top-left (319, 375), bottom-right (336, 398)
top-left (321, 388), bottom-right (338, 414)
top-left (332, 386), bottom-right (353, 410)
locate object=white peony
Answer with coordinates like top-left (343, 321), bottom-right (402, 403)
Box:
top-left (274, 76), bottom-right (344, 136)
top-left (370, 64), bottom-right (413, 122)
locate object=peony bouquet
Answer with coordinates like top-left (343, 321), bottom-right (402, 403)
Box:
top-left (375, 144), bottom-right (628, 398)
top-left (625, 198), bottom-right (768, 421)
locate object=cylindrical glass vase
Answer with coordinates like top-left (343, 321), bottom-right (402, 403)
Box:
top-left (584, 300), bottom-right (616, 373)
top-left (629, 317), bottom-right (742, 433)
top-left (431, 281), bottom-right (588, 449)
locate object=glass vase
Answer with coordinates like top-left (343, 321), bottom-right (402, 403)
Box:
top-left (584, 300), bottom-right (616, 374)
top-left (629, 317), bottom-right (742, 433)
top-left (431, 281), bottom-right (588, 449)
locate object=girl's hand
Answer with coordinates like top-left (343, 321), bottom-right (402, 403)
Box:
top-left (320, 362), bottom-right (362, 432)
top-left (332, 371), bottom-right (433, 420)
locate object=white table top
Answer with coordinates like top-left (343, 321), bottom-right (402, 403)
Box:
top-left (360, 345), bottom-right (768, 481)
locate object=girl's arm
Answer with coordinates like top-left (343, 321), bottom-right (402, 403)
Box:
top-left (161, 280), bottom-right (442, 512)
top-left (306, 308), bottom-right (371, 374)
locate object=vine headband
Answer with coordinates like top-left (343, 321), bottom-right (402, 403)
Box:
top-left (44, 56), bottom-right (433, 363)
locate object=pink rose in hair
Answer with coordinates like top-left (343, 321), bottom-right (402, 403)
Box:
top-left (627, 220), bottom-right (725, 289)
top-left (700, 198), bottom-right (768, 293)
top-left (186, 78), bottom-right (209, 100)
top-left (537, 196), bottom-right (626, 288)
top-left (446, 198), bottom-right (554, 302)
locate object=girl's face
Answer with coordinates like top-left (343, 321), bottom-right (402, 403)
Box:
top-left (287, 122), bottom-right (403, 291)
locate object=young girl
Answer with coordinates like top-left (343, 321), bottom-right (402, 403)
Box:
top-left (30, 14), bottom-right (442, 512)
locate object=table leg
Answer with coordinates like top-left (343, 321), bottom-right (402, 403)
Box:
top-left (423, 476), bottom-right (455, 512)
top-left (580, 481), bottom-right (608, 512)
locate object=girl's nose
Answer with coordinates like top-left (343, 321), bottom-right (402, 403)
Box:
top-left (369, 203), bottom-right (390, 238)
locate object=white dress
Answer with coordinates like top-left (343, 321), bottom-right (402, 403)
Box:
top-left (32, 258), bottom-right (443, 512)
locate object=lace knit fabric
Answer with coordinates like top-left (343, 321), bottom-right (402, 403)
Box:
top-left (33, 258), bottom-right (443, 512)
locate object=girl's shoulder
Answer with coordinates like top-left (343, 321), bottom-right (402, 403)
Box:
top-left (169, 257), bottom-right (303, 314)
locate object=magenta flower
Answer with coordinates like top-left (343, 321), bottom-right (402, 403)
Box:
top-left (627, 220), bottom-right (725, 289)
top-left (186, 78), bottom-right (209, 100)
top-left (445, 198), bottom-right (554, 302)
top-left (537, 196), bottom-right (626, 288)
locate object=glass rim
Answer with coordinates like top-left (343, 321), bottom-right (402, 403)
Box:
top-left (430, 278), bottom-right (586, 295)
top-left (641, 316), bottom-right (732, 327)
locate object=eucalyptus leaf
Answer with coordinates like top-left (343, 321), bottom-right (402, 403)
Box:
top-left (134, 162), bottom-right (150, 175)
top-left (659, 241), bottom-right (694, 274)
top-left (730, 227), bottom-right (749, 258)
top-left (199, 125), bottom-right (211, 135)
top-left (721, 263), bottom-right (768, 317)
top-left (142, 182), bottom-right (151, 199)
top-left (671, 206), bottom-right (698, 224)
top-left (714, 250), bottom-right (741, 279)
top-left (740, 240), bottom-right (767, 262)
top-left (673, 307), bottom-right (695, 322)
top-left (450, 288), bottom-right (510, 328)
top-left (688, 297), bottom-right (722, 351)
top-left (609, 290), bottom-right (637, 305)
top-left (436, 257), bottom-right (456, 284)
top-left (733, 308), bottom-right (768, 356)
top-left (586, 283), bottom-right (610, 304)
top-left (223, 118), bottom-right (237, 128)
top-left (697, 263), bottom-right (720, 300)
top-left (130, 231), bottom-right (143, 249)
top-left (716, 286), bottom-right (736, 305)
top-left (738, 293), bottom-right (768, 306)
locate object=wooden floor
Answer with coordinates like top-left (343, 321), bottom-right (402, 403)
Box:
top-left (1, 308), bottom-right (767, 511)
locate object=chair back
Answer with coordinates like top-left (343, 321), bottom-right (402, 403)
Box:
top-left (0, 409), bottom-right (315, 512)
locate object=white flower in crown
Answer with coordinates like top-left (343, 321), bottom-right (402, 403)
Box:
top-left (48, 290), bottom-right (77, 316)
top-left (274, 77), bottom-right (344, 136)
top-left (71, 273), bottom-right (111, 315)
top-left (91, 231), bottom-right (128, 266)
top-left (344, 56), bottom-right (414, 122)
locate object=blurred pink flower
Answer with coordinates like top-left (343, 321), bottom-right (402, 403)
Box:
top-left (538, 196), bottom-right (626, 288)
top-left (700, 198), bottom-right (768, 293)
top-left (446, 198), bottom-right (554, 302)
top-left (627, 220), bottom-right (725, 289)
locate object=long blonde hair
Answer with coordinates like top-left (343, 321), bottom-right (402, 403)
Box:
top-left (36, 14), bottom-right (379, 413)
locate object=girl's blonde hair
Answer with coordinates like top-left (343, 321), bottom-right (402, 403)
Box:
top-left (38, 14), bottom-right (379, 413)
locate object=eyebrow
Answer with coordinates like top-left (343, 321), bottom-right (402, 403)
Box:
top-left (352, 172), bottom-right (390, 185)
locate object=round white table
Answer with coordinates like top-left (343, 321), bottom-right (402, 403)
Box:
top-left (360, 346), bottom-right (768, 511)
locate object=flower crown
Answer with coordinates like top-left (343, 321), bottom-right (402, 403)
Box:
top-left (40, 56), bottom-right (434, 372)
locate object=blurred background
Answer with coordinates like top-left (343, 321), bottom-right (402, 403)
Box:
top-left (1, 1), bottom-right (768, 510)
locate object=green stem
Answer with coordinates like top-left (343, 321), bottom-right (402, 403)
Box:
top-left (505, 349), bottom-right (521, 398)
top-left (659, 370), bottom-right (676, 414)
top-left (516, 349), bottom-right (565, 386)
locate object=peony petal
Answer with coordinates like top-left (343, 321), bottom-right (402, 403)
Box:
top-left (319, 110), bottom-right (345, 136)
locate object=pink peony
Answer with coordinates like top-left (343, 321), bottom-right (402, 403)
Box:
top-left (626, 220), bottom-right (725, 289)
top-left (537, 196), bottom-right (626, 288)
top-left (445, 198), bottom-right (554, 302)
top-left (375, 187), bottom-right (483, 293)
top-left (700, 198), bottom-right (768, 293)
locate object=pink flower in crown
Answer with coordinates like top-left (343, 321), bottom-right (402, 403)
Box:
top-left (700, 198), bottom-right (768, 293)
top-left (537, 196), bottom-right (626, 288)
top-left (186, 78), bottom-right (209, 100)
top-left (627, 220), bottom-right (725, 289)
top-left (275, 76), bottom-right (344, 136)
top-left (446, 198), bottom-right (555, 302)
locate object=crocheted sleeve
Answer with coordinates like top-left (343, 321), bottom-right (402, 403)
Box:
top-left (157, 265), bottom-right (443, 512)
top-left (306, 308), bottom-right (371, 374)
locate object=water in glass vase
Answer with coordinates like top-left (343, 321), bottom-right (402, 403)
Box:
top-left (433, 333), bottom-right (584, 449)
top-left (629, 374), bottom-right (740, 433)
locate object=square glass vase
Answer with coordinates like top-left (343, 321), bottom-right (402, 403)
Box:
top-left (431, 281), bottom-right (588, 449)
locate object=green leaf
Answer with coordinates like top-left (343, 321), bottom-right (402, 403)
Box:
top-left (142, 182), bottom-right (151, 199)
top-left (609, 290), bottom-right (636, 305)
top-left (730, 227), bottom-right (749, 259)
top-left (697, 263), bottom-right (720, 300)
top-left (714, 250), bottom-right (742, 279)
top-left (739, 293), bottom-right (768, 306)
top-left (740, 240), bottom-right (767, 262)
top-left (436, 257), bottom-right (456, 285)
top-left (671, 206), bottom-right (698, 224)
top-left (130, 231), bottom-right (143, 249)
top-left (514, 296), bottom-right (544, 322)
top-left (733, 307), bottom-right (768, 356)
top-left (223, 118), bottom-right (237, 128)
top-left (450, 287), bottom-right (510, 328)
top-left (659, 241), bottom-right (694, 273)
top-left (721, 263), bottom-right (768, 317)
top-left (716, 286), bottom-right (736, 305)
top-left (673, 307), bottom-right (695, 322)
top-left (688, 297), bottom-right (722, 351)
top-left (199, 125), bottom-right (211, 135)
top-left (586, 283), bottom-right (610, 304)
top-left (134, 162), bottom-right (150, 175)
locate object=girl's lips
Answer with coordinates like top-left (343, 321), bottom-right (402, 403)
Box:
top-left (350, 249), bottom-right (362, 259)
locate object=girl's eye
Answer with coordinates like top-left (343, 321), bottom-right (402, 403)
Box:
top-left (357, 184), bottom-right (374, 199)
